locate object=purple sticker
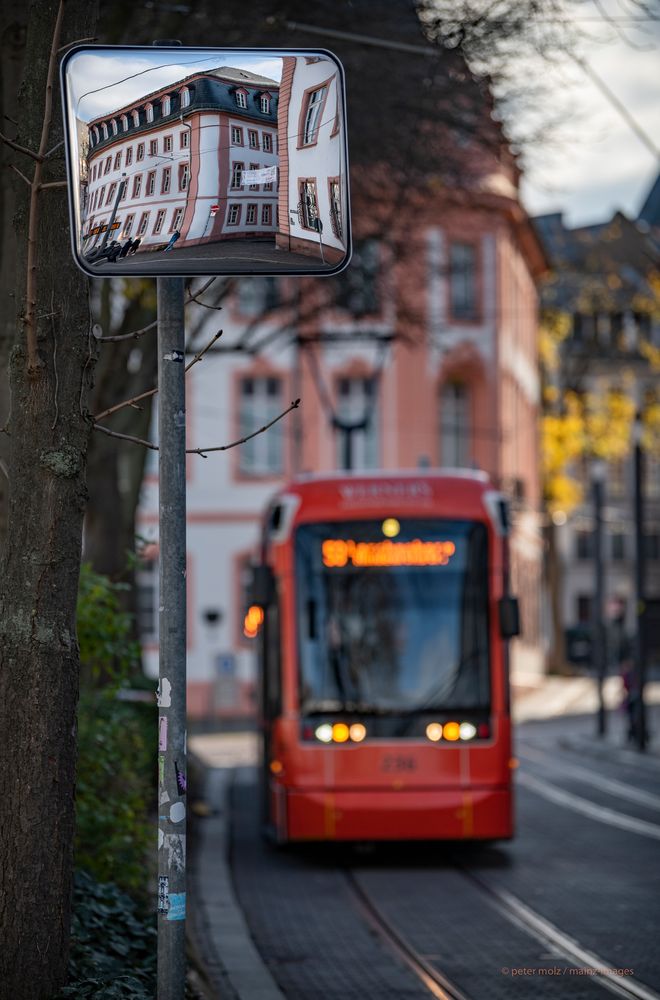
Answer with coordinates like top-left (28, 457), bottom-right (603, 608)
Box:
top-left (158, 716), bottom-right (168, 751)
top-left (175, 760), bottom-right (187, 795)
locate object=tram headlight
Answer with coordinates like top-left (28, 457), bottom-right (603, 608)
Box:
top-left (443, 721), bottom-right (460, 741)
top-left (459, 722), bottom-right (477, 741)
top-left (426, 722), bottom-right (443, 742)
top-left (315, 723), bottom-right (333, 743)
top-left (332, 722), bottom-right (350, 743)
top-left (349, 723), bottom-right (367, 742)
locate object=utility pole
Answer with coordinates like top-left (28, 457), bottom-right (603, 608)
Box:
top-left (633, 412), bottom-right (648, 750)
top-left (591, 460), bottom-right (607, 737)
top-left (156, 277), bottom-right (188, 1000)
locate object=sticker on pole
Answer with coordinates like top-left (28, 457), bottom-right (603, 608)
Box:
top-left (60, 45), bottom-right (351, 278)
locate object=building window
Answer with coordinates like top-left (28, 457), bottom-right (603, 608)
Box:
top-left (235, 89), bottom-right (247, 109)
top-left (150, 138), bottom-right (158, 156)
top-left (329, 178), bottom-right (342, 239)
top-left (576, 594), bottom-right (592, 624)
top-left (106, 182), bottom-right (117, 205)
top-left (246, 204), bottom-right (257, 225)
top-left (231, 126), bottom-right (243, 145)
top-left (111, 119), bottom-right (118, 135)
top-left (180, 130), bottom-right (189, 149)
top-left (137, 212), bottom-right (150, 236)
top-left (153, 209), bottom-right (166, 235)
top-left (123, 214), bottom-right (135, 236)
top-left (161, 167), bottom-right (171, 194)
top-left (104, 157), bottom-right (112, 175)
top-left (440, 382), bottom-right (471, 467)
top-left (575, 529), bottom-right (593, 561)
top-left (171, 207), bottom-right (184, 232)
top-left (146, 171), bottom-right (156, 196)
top-left (163, 135), bottom-right (173, 153)
top-left (334, 239), bottom-right (380, 315)
top-left (98, 185), bottom-right (106, 205)
top-left (146, 104), bottom-right (153, 123)
top-left (236, 277), bottom-right (280, 316)
top-left (121, 115), bottom-right (128, 132)
top-left (612, 532), bottom-right (626, 561)
top-left (114, 151), bottom-right (122, 170)
top-left (180, 87), bottom-right (190, 108)
top-left (261, 203), bottom-right (272, 226)
top-left (137, 143), bottom-right (145, 161)
top-left (102, 123), bottom-right (108, 139)
top-left (335, 377), bottom-right (379, 470)
top-left (91, 164), bottom-right (97, 181)
top-left (132, 175), bottom-right (142, 199)
top-left (162, 96), bottom-right (171, 116)
top-left (119, 178), bottom-right (128, 201)
top-left (248, 129), bottom-right (259, 149)
top-left (299, 179), bottom-right (318, 230)
top-left (248, 163), bottom-right (259, 190)
top-left (179, 163), bottom-right (189, 191)
top-left (136, 560), bottom-right (158, 644)
top-left (125, 147), bottom-right (133, 166)
top-left (231, 162), bottom-right (243, 189)
top-left (227, 204), bottom-right (241, 225)
top-left (260, 94), bottom-right (270, 114)
top-left (449, 242), bottom-right (478, 320)
top-left (238, 376), bottom-right (284, 475)
top-left (302, 86), bottom-right (327, 145)
top-left (262, 132), bottom-right (272, 153)
top-left (132, 110), bottom-right (140, 127)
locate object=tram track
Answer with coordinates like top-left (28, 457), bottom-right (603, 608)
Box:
top-left (346, 862), bottom-right (660, 1000)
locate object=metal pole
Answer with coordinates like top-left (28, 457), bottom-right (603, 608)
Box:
top-left (99, 174), bottom-right (127, 251)
top-left (633, 415), bottom-right (648, 750)
top-left (156, 276), bottom-right (187, 1000)
top-left (592, 463), bottom-right (606, 736)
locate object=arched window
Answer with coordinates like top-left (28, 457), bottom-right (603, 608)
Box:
top-left (162, 95), bottom-right (171, 116)
top-left (260, 94), bottom-right (271, 114)
top-left (235, 89), bottom-right (248, 109)
top-left (111, 118), bottom-right (118, 135)
top-left (121, 115), bottom-right (128, 131)
top-left (145, 103), bottom-right (154, 123)
top-left (132, 110), bottom-right (140, 127)
top-left (180, 87), bottom-right (190, 109)
top-left (101, 122), bottom-right (108, 139)
top-left (440, 382), bottom-right (471, 468)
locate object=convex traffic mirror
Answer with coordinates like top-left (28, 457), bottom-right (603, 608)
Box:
top-left (61, 46), bottom-right (350, 277)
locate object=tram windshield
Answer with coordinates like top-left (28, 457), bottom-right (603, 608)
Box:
top-left (295, 519), bottom-right (490, 714)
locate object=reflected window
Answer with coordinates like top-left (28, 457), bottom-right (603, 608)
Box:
top-left (260, 94), bottom-right (271, 114)
top-left (163, 135), bottom-right (173, 153)
top-left (449, 242), bottom-right (478, 320)
top-left (236, 89), bottom-right (248, 109)
top-left (227, 204), bottom-right (241, 225)
top-left (231, 162), bottom-right (243, 189)
top-left (162, 96), bottom-right (171, 116)
top-left (132, 175), bottom-right (142, 199)
top-left (137, 143), bottom-right (145, 161)
top-left (231, 126), bottom-right (243, 145)
top-left (137, 211), bottom-right (150, 236)
top-left (146, 171), bottom-right (156, 196)
top-left (440, 382), bottom-right (470, 468)
top-left (335, 377), bottom-right (379, 470)
top-left (171, 207), bottom-right (184, 232)
top-left (153, 209), bottom-right (166, 235)
top-left (302, 85), bottom-right (327, 145)
top-left (238, 376), bottom-right (284, 475)
top-left (328, 178), bottom-right (342, 239)
top-left (146, 104), bottom-right (153, 123)
top-left (299, 179), bottom-right (318, 230)
top-left (150, 139), bottom-right (158, 156)
top-left (161, 167), bottom-right (171, 194)
top-left (132, 110), bottom-right (139, 127)
top-left (180, 87), bottom-right (190, 108)
top-left (125, 147), bottom-right (133, 166)
top-left (246, 204), bottom-right (257, 225)
top-left (114, 151), bottom-right (122, 170)
top-left (263, 133), bottom-right (272, 153)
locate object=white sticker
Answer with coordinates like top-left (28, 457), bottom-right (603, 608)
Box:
top-left (170, 801), bottom-right (185, 824)
top-left (157, 677), bottom-right (172, 708)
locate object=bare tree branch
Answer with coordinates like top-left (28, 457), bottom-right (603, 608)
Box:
top-left (38, 180), bottom-right (68, 190)
top-left (10, 164), bottom-right (32, 188)
top-left (0, 130), bottom-right (42, 163)
top-left (189, 398), bottom-right (300, 457)
top-left (44, 140), bottom-right (64, 159)
top-left (99, 278), bottom-right (224, 342)
top-left (93, 395), bottom-right (301, 458)
top-left (93, 328), bottom-right (224, 421)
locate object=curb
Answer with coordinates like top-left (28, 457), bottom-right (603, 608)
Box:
top-left (188, 756), bottom-right (286, 1000)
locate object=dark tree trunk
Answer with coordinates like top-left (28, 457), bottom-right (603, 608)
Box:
top-left (0, 2), bottom-right (99, 997)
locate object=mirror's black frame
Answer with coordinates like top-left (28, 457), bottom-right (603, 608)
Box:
top-left (60, 45), bottom-right (351, 278)
top-left (499, 596), bottom-right (521, 639)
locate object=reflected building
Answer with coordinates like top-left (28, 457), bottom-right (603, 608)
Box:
top-left (83, 67), bottom-right (280, 251)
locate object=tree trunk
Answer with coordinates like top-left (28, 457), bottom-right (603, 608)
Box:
top-left (0, 2), bottom-right (99, 996)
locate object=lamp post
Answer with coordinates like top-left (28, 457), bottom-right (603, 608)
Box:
top-left (591, 458), bottom-right (607, 737)
top-left (633, 412), bottom-right (648, 750)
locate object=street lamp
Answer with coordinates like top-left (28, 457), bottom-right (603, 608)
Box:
top-left (591, 458), bottom-right (607, 737)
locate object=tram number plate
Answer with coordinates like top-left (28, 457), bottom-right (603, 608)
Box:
top-left (382, 755), bottom-right (417, 772)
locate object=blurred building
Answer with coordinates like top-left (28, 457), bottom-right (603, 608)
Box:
top-left (84, 66), bottom-right (280, 250)
top-left (134, 5), bottom-right (548, 717)
top-left (534, 185), bottom-right (660, 669)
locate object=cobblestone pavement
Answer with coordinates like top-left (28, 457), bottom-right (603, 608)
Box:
top-left (193, 707), bottom-right (660, 999)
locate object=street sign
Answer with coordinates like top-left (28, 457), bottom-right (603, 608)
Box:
top-left (61, 46), bottom-right (351, 277)
top-left (87, 221), bottom-right (120, 236)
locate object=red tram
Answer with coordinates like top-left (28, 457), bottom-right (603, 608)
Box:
top-left (252, 471), bottom-right (520, 843)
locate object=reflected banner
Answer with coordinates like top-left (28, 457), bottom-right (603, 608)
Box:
top-left (60, 46), bottom-right (351, 277)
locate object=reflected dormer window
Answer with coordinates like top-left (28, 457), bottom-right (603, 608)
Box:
top-left (111, 119), bottom-right (118, 135)
top-left (162, 95), bottom-right (171, 116)
top-left (132, 110), bottom-right (140, 127)
top-left (180, 87), bottom-right (190, 109)
top-left (260, 94), bottom-right (271, 114)
top-left (236, 89), bottom-right (248, 109)
top-left (121, 115), bottom-right (128, 132)
top-left (101, 122), bottom-right (108, 139)
top-left (146, 103), bottom-right (154, 123)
